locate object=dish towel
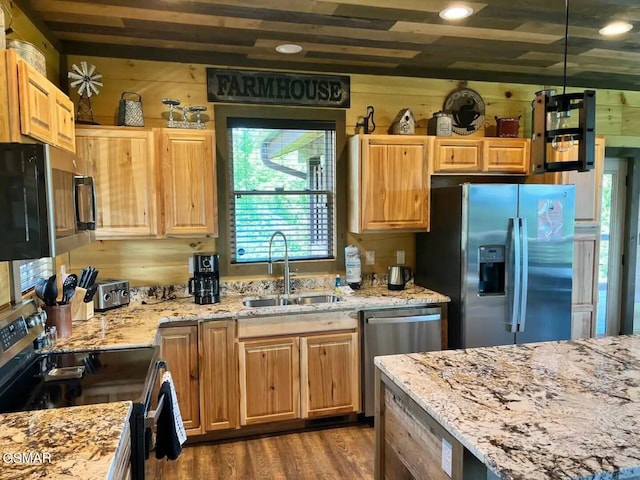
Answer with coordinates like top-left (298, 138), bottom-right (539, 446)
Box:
top-left (155, 371), bottom-right (187, 460)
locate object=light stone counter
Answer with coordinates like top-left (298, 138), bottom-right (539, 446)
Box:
top-left (375, 335), bottom-right (640, 480)
top-left (47, 285), bottom-right (449, 352)
top-left (0, 402), bottom-right (132, 480)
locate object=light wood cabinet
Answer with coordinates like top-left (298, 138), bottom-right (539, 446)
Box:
top-left (571, 232), bottom-right (599, 339)
top-left (0, 262), bottom-right (10, 310)
top-left (348, 134), bottom-right (430, 233)
top-left (0, 50), bottom-right (76, 153)
top-left (200, 320), bottom-right (237, 431)
top-left (483, 138), bottom-right (530, 174)
top-left (433, 138), bottom-right (482, 172)
top-left (300, 332), bottom-right (360, 418)
top-left (17, 59), bottom-right (56, 145)
top-left (76, 127), bottom-right (158, 238)
top-left (433, 137), bottom-right (530, 174)
top-left (159, 326), bottom-right (201, 433)
top-left (159, 129), bottom-right (218, 237)
top-left (238, 336), bottom-right (300, 425)
top-left (53, 90), bottom-right (76, 153)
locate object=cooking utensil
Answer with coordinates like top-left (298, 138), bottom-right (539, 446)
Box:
top-left (34, 278), bottom-right (47, 304)
top-left (43, 274), bottom-right (58, 307)
top-left (85, 268), bottom-right (99, 288)
top-left (61, 274), bottom-right (78, 305)
top-left (79, 268), bottom-right (89, 288)
top-left (83, 284), bottom-right (98, 303)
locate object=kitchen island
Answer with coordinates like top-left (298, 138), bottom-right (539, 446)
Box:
top-left (374, 335), bottom-right (640, 480)
top-left (0, 402), bottom-right (132, 480)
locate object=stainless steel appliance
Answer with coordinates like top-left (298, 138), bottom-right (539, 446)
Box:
top-left (415, 183), bottom-right (575, 349)
top-left (0, 143), bottom-right (96, 260)
top-left (361, 306), bottom-right (442, 417)
top-left (0, 300), bottom-right (164, 480)
top-left (188, 253), bottom-right (220, 304)
top-left (94, 279), bottom-right (130, 311)
top-left (387, 265), bottom-right (412, 290)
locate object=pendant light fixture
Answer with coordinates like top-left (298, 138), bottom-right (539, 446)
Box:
top-left (531, 0), bottom-right (596, 174)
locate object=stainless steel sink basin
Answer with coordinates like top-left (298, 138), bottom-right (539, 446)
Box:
top-left (242, 297), bottom-right (292, 307)
top-left (292, 294), bottom-right (343, 305)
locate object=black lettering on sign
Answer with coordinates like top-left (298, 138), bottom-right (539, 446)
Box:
top-left (207, 68), bottom-right (350, 108)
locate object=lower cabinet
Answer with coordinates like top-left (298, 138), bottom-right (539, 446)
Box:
top-left (300, 332), bottom-right (360, 419)
top-left (238, 337), bottom-right (300, 425)
top-left (158, 325), bottom-right (201, 433)
top-left (238, 330), bottom-right (360, 426)
top-left (158, 320), bottom-right (237, 436)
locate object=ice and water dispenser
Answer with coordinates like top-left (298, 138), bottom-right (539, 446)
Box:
top-left (478, 245), bottom-right (505, 295)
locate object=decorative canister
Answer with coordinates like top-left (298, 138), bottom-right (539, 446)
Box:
top-left (427, 111), bottom-right (452, 136)
top-left (7, 39), bottom-right (46, 76)
top-left (495, 116), bottom-right (521, 138)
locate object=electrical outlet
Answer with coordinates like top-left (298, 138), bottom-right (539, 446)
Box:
top-left (397, 250), bottom-right (405, 264)
top-left (441, 438), bottom-right (452, 476)
top-left (365, 250), bottom-right (375, 265)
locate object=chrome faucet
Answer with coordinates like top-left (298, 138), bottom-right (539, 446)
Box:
top-left (267, 231), bottom-right (291, 295)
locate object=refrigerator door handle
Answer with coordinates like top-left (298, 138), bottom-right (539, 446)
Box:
top-left (507, 217), bottom-right (520, 333)
top-left (518, 217), bottom-right (529, 332)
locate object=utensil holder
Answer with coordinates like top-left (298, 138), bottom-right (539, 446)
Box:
top-left (70, 287), bottom-right (94, 321)
top-left (43, 304), bottom-right (72, 338)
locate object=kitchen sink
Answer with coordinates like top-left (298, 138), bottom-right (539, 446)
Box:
top-left (242, 297), bottom-right (292, 307)
top-left (292, 294), bottom-right (343, 305)
top-left (242, 293), bottom-right (343, 308)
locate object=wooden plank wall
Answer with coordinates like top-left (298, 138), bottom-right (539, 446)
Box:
top-left (65, 54), bottom-right (639, 286)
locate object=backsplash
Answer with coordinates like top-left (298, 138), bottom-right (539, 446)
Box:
top-left (130, 273), bottom-right (395, 303)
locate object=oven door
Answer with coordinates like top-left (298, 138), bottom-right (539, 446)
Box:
top-left (130, 352), bottom-right (165, 480)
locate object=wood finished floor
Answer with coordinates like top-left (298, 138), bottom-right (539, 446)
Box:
top-left (150, 425), bottom-right (375, 479)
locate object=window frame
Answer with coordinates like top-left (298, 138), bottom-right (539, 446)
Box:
top-left (215, 105), bottom-right (347, 277)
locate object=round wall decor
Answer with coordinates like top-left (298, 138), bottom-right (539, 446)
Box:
top-left (443, 87), bottom-right (485, 135)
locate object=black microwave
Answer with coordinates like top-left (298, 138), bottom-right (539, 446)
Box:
top-left (0, 143), bottom-right (97, 261)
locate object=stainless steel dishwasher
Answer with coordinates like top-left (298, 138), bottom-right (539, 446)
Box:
top-left (361, 305), bottom-right (442, 417)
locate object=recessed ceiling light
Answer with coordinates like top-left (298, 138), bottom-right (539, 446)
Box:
top-left (439, 5), bottom-right (474, 21)
top-left (275, 43), bottom-right (303, 54)
top-left (599, 21), bottom-right (633, 36)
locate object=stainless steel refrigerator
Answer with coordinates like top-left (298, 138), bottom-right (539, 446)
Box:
top-left (415, 183), bottom-right (575, 348)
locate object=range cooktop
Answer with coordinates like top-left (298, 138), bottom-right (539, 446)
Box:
top-left (0, 347), bottom-right (158, 413)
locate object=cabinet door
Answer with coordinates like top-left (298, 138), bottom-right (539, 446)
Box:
top-left (559, 139), bottom-right (605, 227)
top-left (238, 337), bottom-right (299, 425)
top-left (300, 332), bottom-right (360, 418)
top-left (200, 320), bottom-right (237, 431)
top-left (160, 130), bottom-right (218, 236)
top-left (433, 138), bottom-right (482, 172)
top-left (17, 60), bottom-right (55, 144)
top-left (53, 91), bottom-right (76, 153)
top-left (0, 262), bottom-right (10, 309)
top-left (361, 137), bottom-right (430, 232)
top-left (483, 139), bottom-right (529, 174)
top-left (159, 326), bottom-right (201, 433)
top-left (76, 127), bottom-right (158, 238)
top-left (571, 310), bottom-right (593, 340)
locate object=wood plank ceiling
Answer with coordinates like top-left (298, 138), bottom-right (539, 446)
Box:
top-left (13, 0), bottom-right (640, 90)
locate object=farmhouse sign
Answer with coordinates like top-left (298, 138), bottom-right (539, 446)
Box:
top-left (206, 68), bottom-right (350, 108)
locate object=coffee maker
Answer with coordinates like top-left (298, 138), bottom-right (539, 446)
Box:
top-left (188, 253), bottom-right (220, 304)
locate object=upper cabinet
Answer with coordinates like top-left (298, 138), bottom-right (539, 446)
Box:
top-left (76, 127), bottom-right (159, 238)
top-left (433, 137), bottom-right (530, 174)
top-left (76, 126), bottom-right (218, 239)
top-left (348, 135), bottom-right (431, 233)
top-left (159, 129), bottom-right (218, 237)
top-left (1, 50), bottom-right (76, 153)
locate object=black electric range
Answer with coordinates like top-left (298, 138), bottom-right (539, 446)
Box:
top-left (0, 300), bottom-right (162, 480)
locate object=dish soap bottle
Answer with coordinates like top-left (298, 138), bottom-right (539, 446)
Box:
top-left (344, 245), bottom-right (362, 290)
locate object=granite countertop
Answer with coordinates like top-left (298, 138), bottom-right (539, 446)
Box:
top-left (375, 335), bottom-right (640, 480)
top-left (0, 402), bottom-right (132, 480)
top-left (48, 285), bottom-right (449, 352)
